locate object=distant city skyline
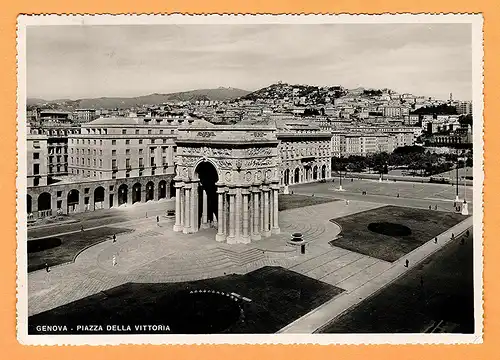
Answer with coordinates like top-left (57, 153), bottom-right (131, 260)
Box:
top-left (27, 23), bottom-right (472, 101)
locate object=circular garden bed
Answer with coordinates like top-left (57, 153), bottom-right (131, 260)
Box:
top-left (367, 222), bottom-right (412, 237)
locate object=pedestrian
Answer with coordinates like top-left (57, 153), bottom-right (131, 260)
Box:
top-left (434, 205), bottom-right (438, 210)
top-left (428, 205), bottom-right (432, 210)
top-left (45, 263), bottom-right (50, 273)
top-left (405, 259), bottom-right (409, 268)
top-left (112, 234), bottom-right (116, 243)
top-left (351, 178), bottom-right (353, 182)
top-left (451, 233), bottom-right (455, 240)
top-left (156, 215), bottom-right (160, 226)
top-left (434, 237), bottom-right (438, 244)
top-left (345, 199), bottom-right (349, 206)
top-left (466, 230), bottom-right (470, 237)
top-left (81, 225), bottom-right (84, 232)
top-left (397, 193), bottom-right (400, 198)
top-left (291, 191), bottom-right (294, 195)
top-left (146, 212), bottom-right (148, 218)
top-left (112, 255), bottom-right (117, 267)
top-left (312, 193), bottom-right (315, 197)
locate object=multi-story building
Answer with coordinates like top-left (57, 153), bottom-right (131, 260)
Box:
top-left (27, 127), bottom-right (48, 188)
top-left (455, 101), bottom-right (473, 115)
top-left (73, 109), bottom-right (98, 123)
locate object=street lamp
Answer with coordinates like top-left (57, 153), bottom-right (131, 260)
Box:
top-left (461, 153), bottom-right (469, 216)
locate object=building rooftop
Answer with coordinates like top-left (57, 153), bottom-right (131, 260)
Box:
top-left (86, 117), bottom-right (139, 126)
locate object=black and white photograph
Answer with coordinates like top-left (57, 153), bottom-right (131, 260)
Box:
top-left (16, 14), bottom-right (483, 345)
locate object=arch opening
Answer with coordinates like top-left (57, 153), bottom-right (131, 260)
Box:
top-left (27, 194), bottom-right (32, 214)
top-left (146, 181), bottom-right (155, 202)
top-left (321, 165), bottom-right (326, 179)
top-left (67, 189), bottom-right (80, 213)
top-left (94, 186), bottom-right (105, 209)
top-left (132, 183), bottom-right (142, 204)
top-left (118, 184), bottom-right (128, 206)
top-left (195, 161), bottom-right (219, 229)
top-left (294, 168), bottom-right (300, 184)
top-left (158, 180), bottom-right (167, 200)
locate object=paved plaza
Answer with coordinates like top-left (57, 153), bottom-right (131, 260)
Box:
top-left (27, 181), bottom-right (474, 332)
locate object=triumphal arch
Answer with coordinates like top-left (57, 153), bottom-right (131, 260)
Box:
top-left (172, 121), bottom-right (281, 244)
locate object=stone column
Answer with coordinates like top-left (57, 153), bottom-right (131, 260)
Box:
top-left (179, 185), bottom-right (185, 229)
top-left (51, 195), bottom-right (58, 215)
top-left (262, 185), bottom-right (271, 237)
top-left (183, 183), bottom-right (191, 234)
top-left (78, 192), bottom-right (85, 213)
top-left (103, 191), bottom-right (110, 210)
top-left (190, 180), bottom-right (199, 232)
top-left (201, 187), bottom-right (209, 229)
top-left (235, 188), bottom-right (242, 242)
top-left (173, 181), bottom-right (183, 232)
top-left (226, 187), bottom-right (236, 244)
top-left (216, 186), bottom-right (226, 242)
top-left (153, 184), bottom-right (158, 202)
top-left (272, 184), bottom-right (281, 234)
top-left (241, 188), bottom-right (250, 243)
top-left (252, 187), bottom-right (261, 241)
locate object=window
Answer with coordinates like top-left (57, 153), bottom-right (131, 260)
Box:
top-left (112, 140), bottom-right (116, 145)
top-left (163, 156), bottom-right (166, 164)
top-left (150, 147), bottom-right (155, 154)
top-left (112, 172), bottom-right (116, 179)
top-left (99, 159), bottom-right (102, 167)
top-left (125, 140), bottom-right (130, 145)
top-left (112, 150), bottom-right (116, 156)
top-left (135, 129), bottom-right (139, 135)
top-left (139, 149), bottom-right (143, 155)
top-left (34, 177), bottom-right (39, 186)
top-left (33, 152), bottom-right (39, 160)
top-left (122, 129), bottom-right (127, 135)
top-left (138, 139), bottom-right (143, 145)
top-left (112, 159), bottom-right (117, 168)
top-left (150, 139), bottom-right (155, 144)
top-left (33, 164), bottom-right (39, 175)
top-left (56, 191), bottom-right (62, 197)
top-left (126, 159), bottom-right (130, 168)
top-left (99, 150), bottom-right (102, 156)
top-left (93, 159), bottom-right (96, 166)
top-left (126, 149), bottom-right (130, 155)
top-left (100, 140), bottom-right (103, 145)
top-left (150, 157), bottom-right (155, 166)
top-left (109, 185), bottom-right (114, 191)
top-left (125, 172), bottom-right (130, 178)
top-left (148, 129), bottom-right (152, 135)
top-left (139, 158), bottom-right (143, 167)
top-left (33, 140), bottom-right (40, 149)
top-left (151, 168), bottom-right (155, 176)
top-left (162, 147), bottom-right (166, 153)
top-left (163, 139), bottom-right (167, 144)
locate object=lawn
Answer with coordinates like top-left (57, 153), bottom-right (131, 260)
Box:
top-left (28, 226), bottom-right (133, 272)
top-left (28, 266), bottom-right (343, 334)
top-left (321, 231), bottom-right (474, 333)
top-left (279, 194), bottom-right (336, 212)
top-left (330, 206), bottom-right (467, 262)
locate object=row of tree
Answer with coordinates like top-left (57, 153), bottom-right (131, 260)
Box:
top-left (331, 146), bottom-right (472, 176)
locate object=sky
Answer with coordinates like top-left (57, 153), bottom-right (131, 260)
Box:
top-left (26, 23), bottom-right (473, 101)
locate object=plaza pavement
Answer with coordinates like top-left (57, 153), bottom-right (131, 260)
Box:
top-left (291, 178), bottom-right (473, 212)
top-left (278, 216), bottom-right (473, 333)
top-left (28, 199), bottom-right (384, 316)
top-left (27, 182), bottom-right (474, 333)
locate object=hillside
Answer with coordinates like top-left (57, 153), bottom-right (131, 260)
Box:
top-left (27, 87), bottom-right (250, 110)
top-left (241, 83), bottom-right (347, 104)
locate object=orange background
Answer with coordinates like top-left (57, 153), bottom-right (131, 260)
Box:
top-left (0, 0), bottom-right (496, 358)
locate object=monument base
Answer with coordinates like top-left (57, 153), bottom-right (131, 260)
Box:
top-left (216, 233), bottom-right (226, 242)
top-left (461, 202), bottom-right (469, 216)
top-left (173, 224), bottom-right (183, 232)
top-left (283, 186), bottom-right (289, 195)
top-left (272, 227), bottom-right (281, 234)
